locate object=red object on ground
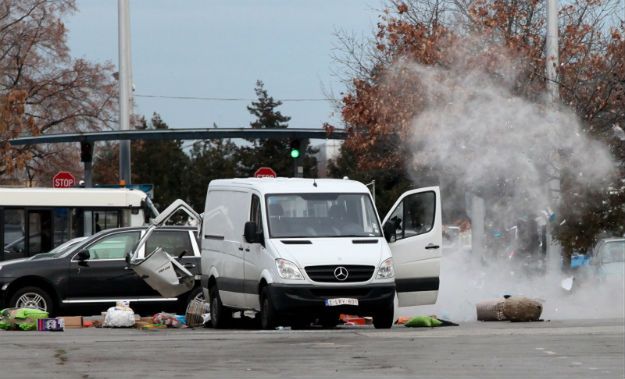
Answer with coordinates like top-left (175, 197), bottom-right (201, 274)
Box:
top-left (340, 314), bottom-right (367, 326)
top-left (254, 167), bottom-right (277, 178)
top-left (52, 171), bottom-right (76, 188)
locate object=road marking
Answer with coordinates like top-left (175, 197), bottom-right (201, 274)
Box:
top-left (544, 351), bottom-right (556, 355)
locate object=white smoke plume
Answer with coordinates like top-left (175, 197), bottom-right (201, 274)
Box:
top-left (394, 41), bottom-right (622, 321)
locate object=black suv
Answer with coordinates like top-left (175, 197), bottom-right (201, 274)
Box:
top-left (0, 226), bottom-right (201, 315)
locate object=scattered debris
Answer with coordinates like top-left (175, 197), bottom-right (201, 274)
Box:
top-left (561, 276), bottom-right (575, 291)
top-left (0, 308), bottom-right (49, 331)
top-left (152, 312), bottom-right (184, 328)
top-left (476, 299), bottom-right (507, 321)
top-left (339, 314), bottom-right (371, 326)
top-left (103, 301), bottom-right (136, 328)
top-left (37, 318), bottom-right (64, 331)
top-left (399, 315), bottom-right (459, 327)
top-left (503, 296), bottom-right (543, 322)
top-left (186, 298), bottom-right (211, 328)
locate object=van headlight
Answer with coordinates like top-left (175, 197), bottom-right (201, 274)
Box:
top-left (376, 258), bottom-right (395, 279)
top-left (275, 258), bottom-right (304, 280)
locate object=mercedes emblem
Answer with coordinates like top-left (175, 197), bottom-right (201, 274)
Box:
top-left (333, 266), bottom-right (349, 281)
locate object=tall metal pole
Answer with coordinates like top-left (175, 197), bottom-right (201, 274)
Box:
top-left (546, 0), bottom-right (559, 103)
top-left (118, 0), bottom-right (132, 185)
top-left (546, 0), bottom-right (560, 262)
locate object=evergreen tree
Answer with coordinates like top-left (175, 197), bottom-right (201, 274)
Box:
top-left (131, 114), bottom-right (190, 209)
top-left (186, 135), bottom-right (239, 211)
top-left (237, 80), bottom-right (317, 177)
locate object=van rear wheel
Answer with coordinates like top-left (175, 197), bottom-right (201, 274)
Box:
top-left (210, 286), bottom-right (231, 329)
top-left (260, 287), bottom-right (279, 330)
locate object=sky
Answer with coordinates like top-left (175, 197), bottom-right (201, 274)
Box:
top-left (65, 0), bottom-right (380, 133)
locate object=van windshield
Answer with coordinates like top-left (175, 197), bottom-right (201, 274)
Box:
top-left (266, 193), bottom-right (382, 238)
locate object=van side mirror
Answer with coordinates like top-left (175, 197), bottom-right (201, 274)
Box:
top-left (244, 222), bottom-right (258, 243)
top-left (76, 250), bottom-right (90, 261)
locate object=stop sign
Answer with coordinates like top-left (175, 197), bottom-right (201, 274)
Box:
top-left (52, 171), bottom-right (76, 188)
top-left (254, 167), bottom-right (277, 178)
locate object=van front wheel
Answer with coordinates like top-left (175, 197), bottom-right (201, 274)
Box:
top-left (373, 302), bottom-right (394, 329)
top-left (260, 287), bottom-right (279, 330)
top-left (210, 286), bottom-right (231, 329)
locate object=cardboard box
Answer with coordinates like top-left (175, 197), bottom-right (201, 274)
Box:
top-left (37, 318), bottom-right (64, 331)
top-left (62, 316), bottom-right (83, 329)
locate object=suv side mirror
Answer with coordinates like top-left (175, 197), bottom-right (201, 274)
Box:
top-left (244, 222), bottom-right (258, 243)
top-left (76, 250), bottom-right (90, 261)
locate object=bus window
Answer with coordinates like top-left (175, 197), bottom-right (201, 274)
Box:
top-left (54, 207), bottom-right (71, 246)
top-left (71, 208), bottom-right (84, 238)
top-left (27, 210), bottom-right (52, 255)
top-left (3, 209), bottom-right (26, 258)
top-left (84, 210), bottom-right (93, 236)
top-left (93, 210), bottom-right (121, 232)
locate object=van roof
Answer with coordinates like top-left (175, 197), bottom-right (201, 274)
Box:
top-left (208, 178), bottom-right (370, 195)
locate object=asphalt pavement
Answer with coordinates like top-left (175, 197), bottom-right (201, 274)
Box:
top-left (1, 318), bottom-right (623, 379)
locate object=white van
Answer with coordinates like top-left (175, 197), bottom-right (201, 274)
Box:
top-left (200, 178), bottom-right (441, 329)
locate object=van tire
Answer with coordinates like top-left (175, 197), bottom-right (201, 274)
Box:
top-left (318, 313), bottom-right (340, 329)
top-left (260, 287), bottom-right (278, 330)
top-left (209, 286), bottom-right (231, 329)
top-left (373, 302), bottom-right (394, 329)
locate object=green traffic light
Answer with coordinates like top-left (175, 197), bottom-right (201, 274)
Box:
top-left (290, 149), bottom-right (300, 159)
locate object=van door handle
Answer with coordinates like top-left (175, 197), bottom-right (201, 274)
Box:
top-left (245, 248), bottom-right (250, 252)
top-left (238, 247), bottom-right (244, 251)
top-left (425, 244), bottom-right (440, 250)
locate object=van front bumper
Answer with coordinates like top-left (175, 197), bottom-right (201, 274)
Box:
top-left (266, 283), bottom-right (395, 316)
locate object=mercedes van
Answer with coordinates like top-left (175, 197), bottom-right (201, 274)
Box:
top-left (200, 178), bottom-right (441, 329)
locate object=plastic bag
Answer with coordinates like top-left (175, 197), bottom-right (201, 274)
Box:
top-left (0, 308), bottom-right (49, 331)
top-left (103, 303), bottom-right (135, 328)
top-left (404, 315), bottom-right (443, 328)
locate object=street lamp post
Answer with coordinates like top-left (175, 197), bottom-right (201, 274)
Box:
top-left (118, 0), bottom-right (132, 185)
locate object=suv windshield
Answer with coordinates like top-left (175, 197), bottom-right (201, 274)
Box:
top-left (266, 193), bottom-right (381, 238)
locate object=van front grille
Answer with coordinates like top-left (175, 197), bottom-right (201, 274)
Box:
top-left (305, 265), bottom-right (374, 283)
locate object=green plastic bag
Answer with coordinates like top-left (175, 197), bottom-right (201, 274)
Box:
top-left (0, 308), bottom-right (48, 331)
top-left (404, 315), bottom-right (443, 328)
top-left (14, 308), bottom-right (48, 320)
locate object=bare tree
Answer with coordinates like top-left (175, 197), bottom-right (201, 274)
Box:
top-left (0, 0), bottom-right (117, 183)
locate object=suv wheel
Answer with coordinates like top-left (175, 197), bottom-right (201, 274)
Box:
top-left (9, 286), bottom-right (54, 315)
top-left (209, 286), bottom-right (231, 328)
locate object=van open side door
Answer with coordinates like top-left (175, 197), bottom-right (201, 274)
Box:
top-left (381, 186), bottom-right (442, 307)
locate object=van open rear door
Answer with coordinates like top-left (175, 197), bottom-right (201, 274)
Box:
top-left (382, 186), bottom-right (442, 307)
